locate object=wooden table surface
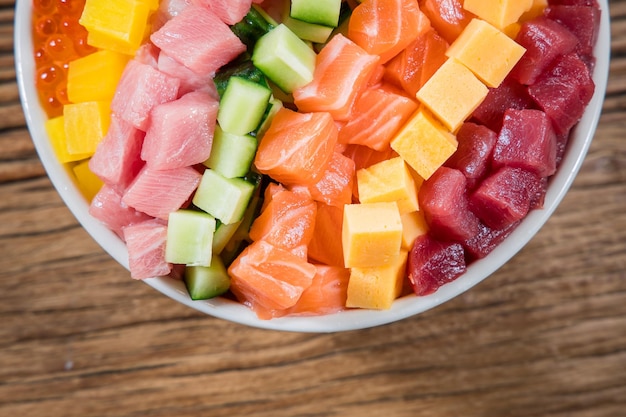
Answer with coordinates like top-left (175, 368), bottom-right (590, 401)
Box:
top-left (2, 1), bottom-right (626, 416)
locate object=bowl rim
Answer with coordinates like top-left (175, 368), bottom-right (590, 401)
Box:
top-left (14, 0), bottom-right (611, 333)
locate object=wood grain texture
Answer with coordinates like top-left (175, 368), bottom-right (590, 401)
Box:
top-left (1, 1), bottom-right (625, 416)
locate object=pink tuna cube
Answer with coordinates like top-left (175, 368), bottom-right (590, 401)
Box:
top-left (157, 52), bottom-right (219, 98)
top-left (123, 218), bottom-right (172, 280)
top-left (111, 60), bottom-right (181, 131)
top-left (89, 184), bottom-right (153, 239)
top-left (122, 165), bottom-right (202, 220)
top-left (208, 0), bottom-right (252, 25)
top-left (141, 91), bottom-right (218, 169)
top-left (150, 6), bottom-right (247, 76)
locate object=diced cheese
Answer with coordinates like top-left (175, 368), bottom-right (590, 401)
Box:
top-left (44, 116), bottom-right (91, 163)
top-left (390, 107), bottom-right (458, 180)
top-left (346, 250), bottom-right (408, 310)
top-left (463, 0), bottom-right (533, 30)
top-left (72, 159), bottom-right (104, 201)
top-left (342, 202), bottom-right (402, 268)
top-left (63, 101), bottom-right (111, 156)
top-left (400, 211), bottom-right (428, 250)
top-left (356, 156), bottom-right (422, 214)
top-left (445, 18), bottom-right (526, 88)
top-left (520, 0), bottom-right (549, 22)
top-left (67, 50), bottom-right (130, 103)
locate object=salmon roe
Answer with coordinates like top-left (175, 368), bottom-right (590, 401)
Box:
top-left (32, 0), bottom-right (96, 118)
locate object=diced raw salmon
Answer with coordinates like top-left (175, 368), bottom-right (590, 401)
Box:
top-left (419, 0), bottom-right (474, 44)
top-left (285, 265), bottom-right (350, 316)
top-left (307, 202), bottom-right (345, 267)
top-left (306, 151), bottom-right (355, 208)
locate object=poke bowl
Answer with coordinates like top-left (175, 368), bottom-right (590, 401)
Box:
top-left (15, 0), bottom-right (610, 332)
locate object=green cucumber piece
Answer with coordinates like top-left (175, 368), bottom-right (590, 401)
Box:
top-left (214, 60), bottom-right (268, 98)
top-left (252, 23), bottom-right (316, 93)
top-left (218, 76), bottom-right (272, 135)
top-left (193, 169), bottom-right (255, 225)
top-left (184, 256), bottom-right (230, 300)
top-left (282, 1), bottom-right (334, 44)
top-left (204, 126), bottom-right (257, 178)
top-left (230, 5), bottom-right (277, 51)
top-left (290, 0), bottom-right (341, 27)
top-left (165, 209), bottom-right (216, 267)
top-left (256, 96), bottom-right (284, 139)
top-left (212, 220), bottom-right (242, 254)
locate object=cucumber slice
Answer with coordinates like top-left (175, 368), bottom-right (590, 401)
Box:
top-left (165, 209), bottom-right (216, 267)
top-left (218, 76), bottom-right (272, 135)
top-left (282, 13), bottom-right (334, 44)
top-left (252, 23), bottom-right (316, 93)
top-left (212, 220), bottom-right (242, 254)
top-left (290, 0), bottom-right (341, 27)
top-left (184, 256), bottom-right (230, 300)
top-left (230, 5), bottom-right (277, 51)
top-left (256, 96), bottom-right (284, 139)
top-left (214, 60), bottom-right (268, 98)
top-left (204, 126), bottom-right (257, 178)
top-left (193, 169), bottom-right (255, 225)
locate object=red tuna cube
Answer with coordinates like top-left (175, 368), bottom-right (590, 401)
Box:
top-left (471, 77), bottom-right (535, 133)
top-left (511, 16), bottom-right (579, 85)
top-left (546, 5), bottom-right (601, 59)
top-left (89, 184), bottom-right (152, 239)
top-left (528, 53), bottom-right (595, 136)
top-left (150, 6), bottom-right (246, 77)
top-left (444, 122), bottom-right (497, 190)
top-left (141, 91), bottom-right (218, 170)
top-left (463, 221), bottom-right (520, 261)
top-left (407, 234), bottom-right (466, 296)
top-left (548, 0), bottom-right (599, 7)
top-left (123, 218), bottom-right (172, 280)
top-left (122, 165), bottom-right (202, 220)
top-left (469, 166), bottom-right (543, 230)
top-left (493, 109), bottom-right (557, 177)
top-left (111, 60), bottom-right (180, 132)
top-left (418, 167), bottom-right (480, 242)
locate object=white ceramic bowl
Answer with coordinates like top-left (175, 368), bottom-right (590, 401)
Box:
top-left (15, 0), bottom-right (611, 332)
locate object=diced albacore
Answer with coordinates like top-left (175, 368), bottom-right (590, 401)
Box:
top-left (123, 219), bottom-right (171, 280)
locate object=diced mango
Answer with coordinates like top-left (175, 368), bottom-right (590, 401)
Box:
top-left (400, 211), bottom-right (428, 250)
top-left (79, 0), bottom-right (151, 55)
top-left (64, 101), bottom-right (111, 156)
top-left (416, 58), bottom-right (489, 132)
top-left (346, 250), bottom-right (408, 310)
top-left (67, 50), bottom-right (130, 103)
top-left (73, 159), bottom-right (104, 201)
top-left (45, 116), bottom-right (91, 163)
top-left (356, 156), bottom-right (422, 214)
top-left (342, 202), bottom-right (402, 268)
top-left (445, 19), bottom-right (526, 88)
top-left (390, 107), bottom-right (458, 180)
top-left (463, 0), bottom-right (533, 30)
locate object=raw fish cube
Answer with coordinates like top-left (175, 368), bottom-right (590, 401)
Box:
top-left (89, 184), bottom-right (152, 238)
top-left (123, 219), bottom-right (172, 280)
top-left (444, 122), bottom-right (497, 190)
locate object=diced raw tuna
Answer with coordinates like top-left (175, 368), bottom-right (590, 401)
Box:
top-left (89, 184), bottom-right (152, 238)
top-left (463, 221), bottom-right (520, 261)
top-left (122, 165), bottom-right (202, 220)
top-left (471, 77), bottom-right (535, 132)
top-left (150, 6), bottom-right (247, 76)
top-left (511, 16), bottom-right (579, 85)
top-left (207, 0), bottom-right (252, 25)
top-left (545, 5), bottom-right (601, 59)
top-left (111, 60), bottom-right (180, 131)
top-left (407, 234), bottom-right (467, 296)
top-left (444, 122), bottom-right (497, 190)
top-left (418, 167), bottom-right (480, 242)
top-left (141, 91), bottom-right (218, 169)
top-left (157, 52), bottom-right (219, 97)
top-left (123, 218), bottom-right (172, 279)
top-left (528, 53), bottom-right (595, 136)
top-left (469, 166), bottom-right (543, 230)
top-left (134, 43), bottom-right (159, 68)
top-left (89, 115), bottom-right (145, 192)
top-left (492, 109), bottom-right (557, 177)
top-left (548, 0), bottom-right (599, 8)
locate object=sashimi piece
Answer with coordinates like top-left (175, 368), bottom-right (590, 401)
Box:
top-left (207, 0), bottom-right (252, 25)
top-left (307, 202), bottom-right (345, 267)
top-left (444, 122), bottom-right (497, 190)
top-left (254, 108), bottom-right (338, 186)
top-left (342, 144), bottom-right (399, 172)
top-left (89, 184), bottom-right (152, 239)
top-left (285, 265), bottom-right (350, 316)
top-left (89, 114), bottom-right (145, 192)
top-left (141, 91), bottom-right (218, 169)
top-left (122, 165), bottom-right (202, 220)
top-left (347, 0), bottom-right (431, 64)
top-left (337, 83), bottom-right (418, 151)
top-left (228, 240), bottom-right (317, 319)
top-left (306, 151), bottom-right (355, 208)
top-left (419, 0), bottom-right (474, 44)
top-left (157, 51), bottom-right (219, 97)
top-left (110, 60), bottom-right (180, 131)
top-left (293, 34), bottom-right (380, 121)
top-left (150, 6), bottom-right (247, 76)
top-left (545, 5), bottom-right (601, 59)
top-left (123, 218), bottom-right (172, 279)
top-left (463, 220), bottom-right (520, 261)
top-left (134, 43), bottom-right (159, 68)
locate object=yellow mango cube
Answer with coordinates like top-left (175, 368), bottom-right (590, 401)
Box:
top-left (463, 0), bottom-right (533, 30)
top-left (64, 101), bottom-right (111, 156)
top-left (416, 58), bottom-right (489, 132)
top-left (400, 211), bottom-right (428, 250)
top-left (45, 116), bottom-right (92, 163)
top-left (67, 50), bottom-right (130, 103)
top-left (73, 159), bottom-right (104, 201)
top-left (390, 107), bottom-right (458, 181)
top-left (445, 19), bottom-right (526, 88)
top-left (79, 0), bottom-right (151, 55)
top-left (346, 250), bottom-right (408, 310)
top-left (356, 157), bottom-right (422, 214)
top-left (342, 202), bottom-right (403, 268)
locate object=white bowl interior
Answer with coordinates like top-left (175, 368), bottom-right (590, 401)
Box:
top-left (15, 0), bottom-right (611, 332)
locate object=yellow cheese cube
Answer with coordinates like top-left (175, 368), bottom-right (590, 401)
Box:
top-left (520, 0), bottom-right (548, 22)
top-left (445, 19), bottom-right (526, 88)
top-left (346, 250), bottom-right (408, 310)
top-left (390, 107), bottom-right (458, 180)
top-left (400, 211), bottom-right (428, 250)
top-left (463, 0), bottom-right (533, 30)
top-left (73, 159), bottom-right (104, 201)
top-left (342, 202), bottom-right (402, 268)
top-left (64, 101), bottom-right (111, 156)
top-left (416, 58), bottom-right (489, 132)
top-left (356, 157), bottom-right (422, 214)
top-left (67, 50), bottom-right (130, 103)
top-left (45, 116), bottom-right (92, 163)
